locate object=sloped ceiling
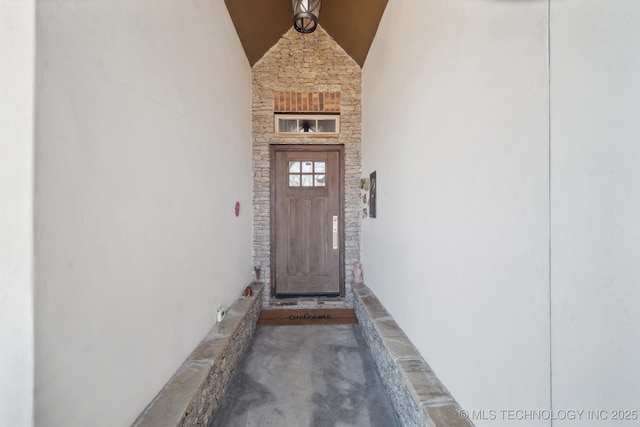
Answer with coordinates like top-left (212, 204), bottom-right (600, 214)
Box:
top-left (224, 0), bottom-right (388, 67)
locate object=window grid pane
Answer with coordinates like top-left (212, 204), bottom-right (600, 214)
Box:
top-left (289, 161), bottom-right (301, 173)
top-left (317, 120), bottom-right (336, 133)
top-left (301, 161), bottom-right (313, 173)
top-left (279, 119), bottom-right (298, 133)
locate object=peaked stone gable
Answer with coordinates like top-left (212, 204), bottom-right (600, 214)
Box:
top-left (252, 27), bottom-right (362, 307)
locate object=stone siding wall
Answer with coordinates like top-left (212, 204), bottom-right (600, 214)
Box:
top-left (252, 27), bottom-right (362, 307)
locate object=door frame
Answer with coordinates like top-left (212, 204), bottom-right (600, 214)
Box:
top-left (270, 144), bottom-right (345, 298)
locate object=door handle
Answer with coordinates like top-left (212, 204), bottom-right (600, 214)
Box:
top-left (332, 215), bottom-right (338, 250)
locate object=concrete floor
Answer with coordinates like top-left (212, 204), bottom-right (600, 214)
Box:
top-left (209, 324), bottom-right (402, 427)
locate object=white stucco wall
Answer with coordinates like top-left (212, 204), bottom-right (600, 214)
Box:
top-left (362, 2), bottom-right (551, 422)
top-left (550, 2), bottom-right (640, 425)
top-left (363, 1), bottom-right (640, 426)
top-left (0, 2), bottom-right (35, 426)
top-left (34, 1), bottom-right (252, 426)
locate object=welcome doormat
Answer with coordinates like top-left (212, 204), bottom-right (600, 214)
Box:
top-left (257, 309), bottom-right (358, 326)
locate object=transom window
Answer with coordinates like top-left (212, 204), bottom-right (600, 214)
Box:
top-left (275, 114), bottom-right (339, 135)
top-left (288, 161), bottom-right (326, 187)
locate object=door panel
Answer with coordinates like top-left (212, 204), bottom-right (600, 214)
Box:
top-left (272, 146), bottom-right (343, 297)
top-left (286, 197), bottom-right (328, 276)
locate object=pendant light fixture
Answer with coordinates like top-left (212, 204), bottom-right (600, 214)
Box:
top-left (291, 0), bottom-right (321, 34)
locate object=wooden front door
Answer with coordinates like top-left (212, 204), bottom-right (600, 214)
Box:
top-left (272, 145), bottom-right (344, 297)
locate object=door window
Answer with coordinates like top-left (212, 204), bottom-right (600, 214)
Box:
top-left (288, 161), bottom-right (326, 187)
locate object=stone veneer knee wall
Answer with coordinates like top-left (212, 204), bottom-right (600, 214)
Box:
top-left (132, 284), bottom-right (263, 427)
top-left (252, 26), bottom-right (362, 308)
top-left (132, 282), bottom-right (473, 427)
top-left (353, 283), bottom-right (475, 427)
